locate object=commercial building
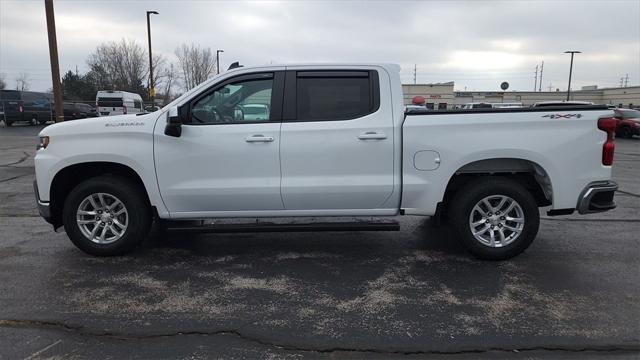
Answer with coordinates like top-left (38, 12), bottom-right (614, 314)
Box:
top-left (402, 83), bottom-right (640, 109)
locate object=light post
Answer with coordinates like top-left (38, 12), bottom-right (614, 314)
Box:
top-left (564, 50), bottom-right (581, 101)
top-left (216, 49), bottom-right (224, 74)
top-left (146, 10), bottom-right (158, 107)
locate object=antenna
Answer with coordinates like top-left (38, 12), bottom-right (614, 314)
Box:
top-left (538, 61), bottom-right (544, 92)
top-left (534, 65), bottom-right (538, 91)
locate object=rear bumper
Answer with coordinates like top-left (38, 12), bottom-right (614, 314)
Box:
top-left (33, 180), bottom-right (53, 224)
top-left (577, 181), bottom-right (618, 214)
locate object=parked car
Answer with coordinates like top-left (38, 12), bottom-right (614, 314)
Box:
top-left (144, 105), bottom-right (161, 112)
top-left (52, 102), bottom-right (98, 121)
top-left (461, 102), bottom-right (523, 109)
top-left (0, 90), bottom-right (53, 126)
top-left (461, 102), bottom-right (493, 109)
top-left (532, 101), bottom-right (594, 107)
top-left (34, 63), bottom-right (618, 260)
top-left (241, 103), bottom-right (270, 121)
top-left (404, 105), bottom-right (427, 113)
top-left (96, 90), bottom-right (143, 116)
top-left (613, 108), bottom-right (640, 138)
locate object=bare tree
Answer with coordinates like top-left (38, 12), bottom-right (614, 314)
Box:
top-left (86, 38), bottom-right (165, 100)
top-left (150, 53), bottom-right (166, 94)
top-left (175, 43), bottom-right (216, 91)
top-left (160, 63), bottom-right (176, 103)
top-left (0, 73), bottom-right (6, 90)
top-left (15, 72), bottom-right (30, 91)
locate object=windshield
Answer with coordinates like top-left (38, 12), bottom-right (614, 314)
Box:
top-left (0, 90), bottom-right (21, 100)
top-left (98, 97), bottom-right (124, 108)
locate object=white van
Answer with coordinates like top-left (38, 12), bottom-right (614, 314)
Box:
top-left (96, 91), bottom-right (144, 116)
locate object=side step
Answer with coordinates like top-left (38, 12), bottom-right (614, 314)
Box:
top-left (165, 220), bottom-right (400, 234)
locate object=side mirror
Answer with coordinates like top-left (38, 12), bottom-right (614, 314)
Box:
top-left (164, 106), bottom-right (182, 137)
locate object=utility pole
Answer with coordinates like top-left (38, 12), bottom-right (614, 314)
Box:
top-left (538, 61), bottom-right (544, 92)
top-left (620, 77), bottom-right (624, 87)
top-left (534, 65), bottom-right (538, 91)
top-left (564, 50), bottom-right (581, 101)
top-left (45, 0), bottom-right (63, 123)
top-left (413, 64), bottom-right (417, 84)
top-left (146, 10), bottom-right (158, 107)
top-left (624, 73), bottom-right (629, 87)
top-left (216, 49), bottom-right (224, 74)
top-left (548, 83), bottom-right (553, 92)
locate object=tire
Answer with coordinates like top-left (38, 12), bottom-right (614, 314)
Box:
top-left (448, 177), bottom-right (539, 260)
top-left (5, 120), bottom-right (12, 127)
top-left (621, 127), bottom-right (632, 139)
top-left (62, 176), bottom-right (152, 256)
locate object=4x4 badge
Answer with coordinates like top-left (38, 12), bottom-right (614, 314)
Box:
top-left (542, 114), bottom-right (583, 119)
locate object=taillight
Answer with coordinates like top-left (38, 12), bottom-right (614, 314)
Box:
top-left (18, 101), bottom-right (23, 113)
top-left (597, 117), bottom-right (616, 166)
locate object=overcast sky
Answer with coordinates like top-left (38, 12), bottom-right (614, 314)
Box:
top-left (1, 0), bottom-right (638, 93)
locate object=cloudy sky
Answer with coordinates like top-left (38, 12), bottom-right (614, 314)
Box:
top-left (1, 0), bottom-right (638, 93)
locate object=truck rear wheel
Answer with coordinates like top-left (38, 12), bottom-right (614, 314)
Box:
top-left (448, 177), bottom-right (539, 260)
top-left (62, 176), bottom-right (151, 256)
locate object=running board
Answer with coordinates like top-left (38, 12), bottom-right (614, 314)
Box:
top-left (165, 220), bottom-right (400, 233)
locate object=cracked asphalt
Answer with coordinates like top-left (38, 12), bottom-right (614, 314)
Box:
top-left (1, 123), bottom-right (639, 359)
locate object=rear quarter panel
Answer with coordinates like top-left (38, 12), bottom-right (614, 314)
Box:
top-left (401, 110), bottom-right (614, 215)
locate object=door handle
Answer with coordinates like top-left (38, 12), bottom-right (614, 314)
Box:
top-left (358, 131), bottom-right (387, 140)
top-left (245, 134), bottom-right (274, 143)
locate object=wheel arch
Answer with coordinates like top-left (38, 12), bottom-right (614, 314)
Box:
top-left (433, 157), bottom-right (554, 225)
top-left (48, 162), bottom-right (151, 229)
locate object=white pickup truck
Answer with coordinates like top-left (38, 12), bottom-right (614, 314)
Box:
top-left (34, 64), bottom-right (618, 259)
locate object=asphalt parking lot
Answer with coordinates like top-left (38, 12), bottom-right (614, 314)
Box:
top-left (0, 123), bottom-right (639, 359)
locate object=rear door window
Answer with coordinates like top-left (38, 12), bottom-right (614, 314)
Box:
top-left (294, 71), bottom-right (378, 121)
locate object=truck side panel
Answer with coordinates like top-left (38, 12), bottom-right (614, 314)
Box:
top-left (401, 110), bottom-right (614, 215)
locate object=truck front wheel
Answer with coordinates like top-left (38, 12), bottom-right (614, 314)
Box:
top-left (448, 177), bottom-right (540, 260)
top-left (62, 176), bottom-right (151, 256)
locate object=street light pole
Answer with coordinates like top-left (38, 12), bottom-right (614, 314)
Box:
top-left (146, 10), bottom-right (158, 107)
top-left (216, 49), bottom-right (224, 74)
top-left (564, 50), bottom-right (581, 101)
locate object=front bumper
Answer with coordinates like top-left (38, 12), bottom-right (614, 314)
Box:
top-left (33, 180), bottom-right (53, 224)
top-left (577, 181), bottom-right (618, 214)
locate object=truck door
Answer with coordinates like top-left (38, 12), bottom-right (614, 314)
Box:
top-left (279, 69), bottom-right (395, 211)
top-left (154, 71), bottom-right (286, 215)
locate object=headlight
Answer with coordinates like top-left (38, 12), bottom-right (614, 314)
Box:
top-left (37, 136), bottom-right (49, 150)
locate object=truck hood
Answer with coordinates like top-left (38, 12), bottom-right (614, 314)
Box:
top-left (39, 113), bottom-right (160, 137)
